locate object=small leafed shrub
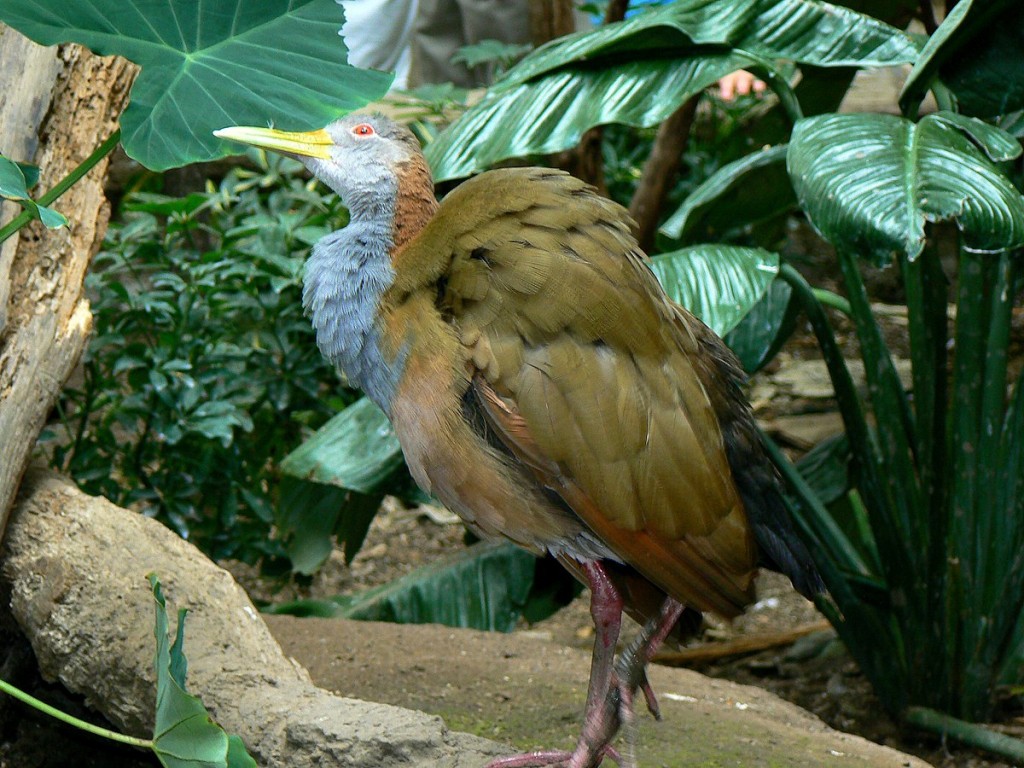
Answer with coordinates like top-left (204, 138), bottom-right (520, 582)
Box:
top-left (44, 152), bottom-right (352, 563)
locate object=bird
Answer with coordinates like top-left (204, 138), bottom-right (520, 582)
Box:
top-left (215, 114), bottom-right (823, 767)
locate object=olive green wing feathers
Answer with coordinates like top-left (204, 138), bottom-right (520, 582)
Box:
top-left (425, 168), bottom-right (759, 616)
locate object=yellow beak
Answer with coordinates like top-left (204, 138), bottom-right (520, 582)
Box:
top-left (213, 125), bottom-right (334, 160)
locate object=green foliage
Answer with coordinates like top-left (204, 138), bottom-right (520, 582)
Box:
top-left (451, 39), bottom-right (533, 72)
top-left (900, 0), bottom-right (1024, 118)
top-left (277, 398), bottom-right (410, 572)
top-left (0, 0), bottom-right (391, 170)
top-left (150, 574), bottom-right (257, 768)
top-left (648, 245), bottom-right (778, 336)
top-left (0, 154), bottom-right (67, 229)
top-left (425, 0), bottom-right (918, 180)
top-left (265, 540), bottom-right (579, 632)
top-left (44, 152), bottom-right (348, 563)
top-left (660, 144), bottom-right (792, 241)
top-left (0, 576), bottom-right (254, 767)
top-left (788, 112), bottom-right (1024, 263)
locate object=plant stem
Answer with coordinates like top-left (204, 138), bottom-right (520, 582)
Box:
top-left (744, 57), bottom-right (803, 126)
top-left (0, 129), bottom-right (122, 243)
top-left (760, 429), bottom-right (870, 576)
top-left (778, 264), bottom-right (881, 497)
top-left (904, 707), bottom-right (1024, 762)
top-left (810, 288), bottom-right (852, 316)
top-left (0, 677), bottom-right (153, 749)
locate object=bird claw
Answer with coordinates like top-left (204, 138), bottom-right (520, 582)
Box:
top-left (483, 744), bottom-right (623, 768)
top-left (484, 750), bottom-right (574, 768)
top-left (639, 674), bottom-right (661, 721)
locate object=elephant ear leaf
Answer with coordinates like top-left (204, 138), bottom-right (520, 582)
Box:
top-left (787, 112), bottom-right (1024, 264)
top-left (0, 1), bottom-right (392, 170)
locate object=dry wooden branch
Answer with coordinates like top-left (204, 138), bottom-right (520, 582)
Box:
top-left (652, 620), bottom-right (834, 667)
top-left (0, 29), bottom-right (136, 541)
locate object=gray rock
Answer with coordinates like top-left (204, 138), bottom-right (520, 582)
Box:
top-left (1, 468), bottom-right (504, 767)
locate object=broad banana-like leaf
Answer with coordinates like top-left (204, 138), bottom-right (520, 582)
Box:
top-left (276, 476), bottom-right (383, 574)
top-left (0, 1), bottom-right (392, 170)
top-left (660, 144), bottom-right (793, 240)
top-left (899, 0), bottom-right (1024, 119)
top-left (649, 245), bottom-right (779, 336)
top-left (280, 396), bottom-right (403, 495)
top-left (788, 112), bottom-right (1024, 264)
top-left (503, 0), bottom-right (918, 89)
top-left (265, 540), bottom-right (541, 632)
top-left (278, 397), bottom-right (407, 572)
top-left (428, 53), bottom-right (753, 181)
top-left (427, 0), bottom-right (918, 180)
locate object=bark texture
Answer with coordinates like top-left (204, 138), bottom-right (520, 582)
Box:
top-left (628, 97), bottom-right (700, 252)
top-left (528, 0), bottom-right (576, 42)
top-left (2, 468), bottom-right (505, 767)
top-left (0, 30), bottom-right (136, 540)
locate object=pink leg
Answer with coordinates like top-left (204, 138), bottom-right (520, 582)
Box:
top-left (485, 570), bottom-right (687, 768)
top-left (579, 561), bottom-right (625, 727)
top-left (487, 561), bottom-right (625, 768)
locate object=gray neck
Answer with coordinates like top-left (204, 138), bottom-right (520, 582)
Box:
top-left (302, 213), bottom-right (403, 412)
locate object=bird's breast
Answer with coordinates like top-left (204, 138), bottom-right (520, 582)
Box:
top-left (303, 225), bottom-right (406, 410)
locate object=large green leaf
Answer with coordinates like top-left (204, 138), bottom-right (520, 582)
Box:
top-left (427, 0), bottom-right (918, 180)
top-left (0, 1), bottom-right (392, 170)
top-left (648, 245), bottom-right (779, 336)
top-left (788, 112), bottom-right (1024, 264)
top-left (660, 144), bottom-right (794, 240)
top-left (265, 540), bottom-right (540, 632)
top-left (503, 0), bottom-right (918, 89)
top-left (899, 0), bottom-right (1024, 118)
top-left (275, 476), bottom-right (380, 574)
top-left (280, 397), bottom-right (403, 494)
top-left (149, 575), bottom-right (256, 768)
top-left (427, 53), bottom-right (751, 181)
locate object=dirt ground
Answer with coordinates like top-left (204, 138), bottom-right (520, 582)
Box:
top-left (243, 502), bottom-right (1018, 768)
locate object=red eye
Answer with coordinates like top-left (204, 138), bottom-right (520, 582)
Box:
top-left (353, 123), bottom-right (375, 136)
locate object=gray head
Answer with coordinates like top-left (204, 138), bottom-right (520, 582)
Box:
top-left (214, 114), bottom-right (423, 215)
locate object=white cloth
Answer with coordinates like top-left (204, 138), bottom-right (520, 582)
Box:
top-left (339, 0), bottom-right (419, 89)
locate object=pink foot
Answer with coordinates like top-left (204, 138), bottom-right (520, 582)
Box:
top-left (484, 745), bottom-right (622, 768)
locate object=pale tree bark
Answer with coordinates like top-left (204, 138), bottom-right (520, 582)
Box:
top-left (0, 26), bottom-right (136, 541)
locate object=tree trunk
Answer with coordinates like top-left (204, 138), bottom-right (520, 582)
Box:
top-left (0, 27), bottom-right (135, 541)
top-left (628, 97), bottom-right (700, 252)
top-left (527, 0), bottom-right (576, 42)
